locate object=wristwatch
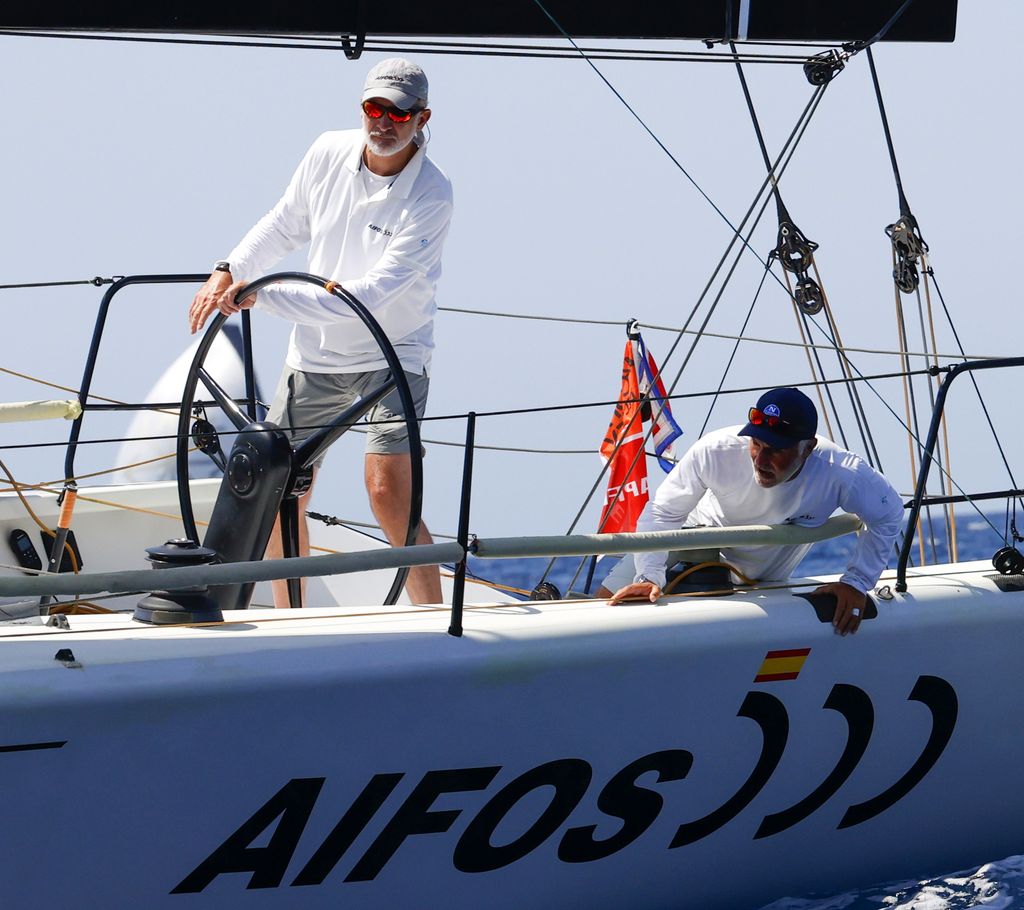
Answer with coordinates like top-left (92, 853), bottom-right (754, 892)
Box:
top-left (213, 260), bottom-right (231, 273)
top-left (634, 574), bottom-right (657, 586)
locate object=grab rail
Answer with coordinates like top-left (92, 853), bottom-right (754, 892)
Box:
top-left (895, 356), bottom-right (1024, 592)
top-left (0, 514), bottom-right (863, 599)
top-left (64, 274), bottom-right (257, 482)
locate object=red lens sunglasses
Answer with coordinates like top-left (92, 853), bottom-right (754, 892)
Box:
top-left (362, 100), bottom-right (424, 123)
top-left (747, 407), bottom-right (792, 430)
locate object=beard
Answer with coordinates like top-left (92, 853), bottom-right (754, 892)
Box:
top-left (751, 442), bottom-right (810, 487)
top-left (364, 125), bottom-right (415, 159)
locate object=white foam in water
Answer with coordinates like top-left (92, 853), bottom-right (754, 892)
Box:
top-left (757, 855), bottom-right (1024, 910)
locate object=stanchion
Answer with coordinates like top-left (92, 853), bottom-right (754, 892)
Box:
top-left (449, 412), bottom-right (476, 637)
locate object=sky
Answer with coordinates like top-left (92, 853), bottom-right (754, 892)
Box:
top-left (0, 0), bottom-right (1021, 545)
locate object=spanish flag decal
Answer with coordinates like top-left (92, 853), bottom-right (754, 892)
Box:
top-left (754, 648), bottom-right (811, 683)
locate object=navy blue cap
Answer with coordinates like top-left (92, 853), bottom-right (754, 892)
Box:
top-left (738, 388), bottom-right (818, 449)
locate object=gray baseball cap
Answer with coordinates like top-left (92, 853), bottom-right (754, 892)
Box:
top-left (362, 58), bottom-right (428, 110)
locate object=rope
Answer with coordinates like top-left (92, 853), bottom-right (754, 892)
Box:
top-left (910, 279), bottom-right (944, 561)
top-left (810, 261), bottom-right (886, 470)
top-left (0, 366), bottom-right (180, 417)
top-left (0, 459), bottom-right (79, 572)
top-left (920, 259), bottom-right (957, 560)
top-left (662, 560), bottom-right (756, 593)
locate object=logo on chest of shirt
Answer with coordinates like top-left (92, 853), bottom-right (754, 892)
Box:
top-left (367, 223), bottom-right (393, 238)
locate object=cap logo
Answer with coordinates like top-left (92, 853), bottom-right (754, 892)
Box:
top-left (763, 404), bottom-right (781, 417)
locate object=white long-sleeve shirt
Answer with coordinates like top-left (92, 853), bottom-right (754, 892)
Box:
top-left (633, 427), bottom-right (904, 592)
top-left (226, 129), bottom-right (453, 375)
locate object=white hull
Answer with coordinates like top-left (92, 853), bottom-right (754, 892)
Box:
top-left (0, 551), bottom-right (1017, 907)
top-left (0, 480), bottom-right (513, 610)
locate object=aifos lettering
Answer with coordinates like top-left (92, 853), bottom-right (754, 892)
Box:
top-left (172, 675), bottom-right (956, 894)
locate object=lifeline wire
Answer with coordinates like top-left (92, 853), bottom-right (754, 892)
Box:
top-left (0, 368), bottom-right (937, 454)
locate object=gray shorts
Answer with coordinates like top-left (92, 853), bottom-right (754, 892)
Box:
top-left (266, 366), bottom-right (429, 458)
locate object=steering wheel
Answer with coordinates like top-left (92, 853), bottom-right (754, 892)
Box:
top-left (175, 271), bottom-right (424, 607)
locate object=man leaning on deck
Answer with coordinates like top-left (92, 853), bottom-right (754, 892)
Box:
top-left (599, 388), bottom-right (904, 636)
top-left (187, 58), bottom-right (451, 607)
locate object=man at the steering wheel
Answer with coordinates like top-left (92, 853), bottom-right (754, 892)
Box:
top-left (188, 58), bottom-right (451, 606)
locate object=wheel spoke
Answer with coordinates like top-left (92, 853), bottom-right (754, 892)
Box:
top-left (197, 366), bottom-right (251, 431)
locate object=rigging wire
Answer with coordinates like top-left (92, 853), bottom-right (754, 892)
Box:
top-left (1, 359), bottom-right (1009, 572)
top-left (784, 270), bottom-right (849, 449)
top-left (728, 46), bottom-right (846, 452)
top-left (866, 43), bottom-right (952, 564)
top-left (926, 267), bottom-right (1024, 528)
top-left (730, 44), bottom-right (887, 471)
top-left (437, 307), bottom-right (998, 360)
top-left (584, 83), bottom-right (830, 530)
top-left (0, 28), bottom-right (818, 64)
top-left (548, 80), bottom-right (829, 591)
top-left (792, 304), bottom-right (1006, 544)
top-left (697, 258), bottom-right (774, 437)
top-left (528, 0), bottom-right (808, 286)
top-left (810, 262), bottom-right (886, 469)
top-left (0, 276), bottom-right (116, 290)
top-left (0, 7), bottom-right (1008, 590)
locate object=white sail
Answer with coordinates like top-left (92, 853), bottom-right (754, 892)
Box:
top-left (111, 325), bottom-right (261, 483)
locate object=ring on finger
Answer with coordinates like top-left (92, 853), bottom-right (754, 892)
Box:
top-left (851, 607), bottom-right (861, 617)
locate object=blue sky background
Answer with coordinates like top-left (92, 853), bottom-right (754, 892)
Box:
top-left (0, 0), bottom-right (1019, 542)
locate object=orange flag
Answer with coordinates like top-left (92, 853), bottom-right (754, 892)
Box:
top-left (598, 339), bottom-right (649, 533)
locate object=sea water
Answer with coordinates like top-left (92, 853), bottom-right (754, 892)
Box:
top-left (466, 510), bottom-right (1022, 909)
